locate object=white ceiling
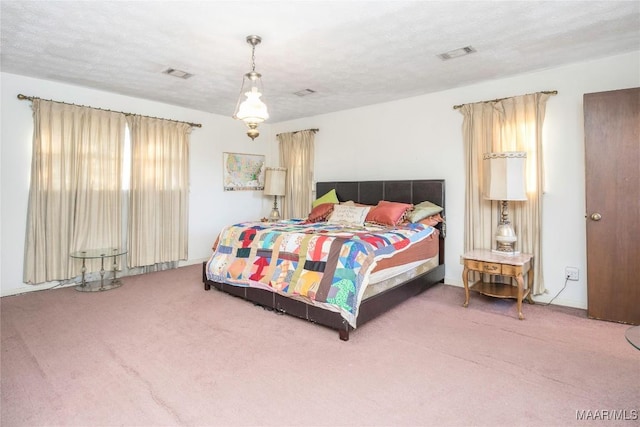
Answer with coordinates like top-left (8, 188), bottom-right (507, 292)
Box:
top-left (1, 1), bottom-right (639, 123)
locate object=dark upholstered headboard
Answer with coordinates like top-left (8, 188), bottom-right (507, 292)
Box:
top-left (316, 179), bottom-right (445, 214)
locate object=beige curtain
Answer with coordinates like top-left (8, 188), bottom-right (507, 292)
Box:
top-left (24, 99), bottom-right (126, 284)
top-left (460, 93), bottom-right (551, 295)
top-left (127, 116), bottom-right (191, 268)
top-left (277, 130), bottom-right (316, 219)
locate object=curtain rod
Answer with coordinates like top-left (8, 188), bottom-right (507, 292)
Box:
top-left (276, 128), bottom-right (319, 137)
top-left (17, 94), bottom-right (202, 128)
top-left (452, 90), bottom-right (558, 110)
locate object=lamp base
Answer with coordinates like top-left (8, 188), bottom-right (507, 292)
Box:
top-left (268, 195), bottom-right (281, 222)
top-left (268, 208), bottom-right (281, 222)
top-left (494, 211), bottom-right (519, 255)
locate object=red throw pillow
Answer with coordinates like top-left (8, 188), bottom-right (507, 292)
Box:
top-left (306, 203), bottom-right (335, 223)
top-left (366, 201), bottom-right (413, 226)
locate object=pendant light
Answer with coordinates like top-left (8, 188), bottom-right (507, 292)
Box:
top-left (233, 35), bottom-right (269, 140)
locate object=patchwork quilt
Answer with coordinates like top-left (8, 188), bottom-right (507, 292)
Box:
top-left (206, 219), bottom-right (435, 327)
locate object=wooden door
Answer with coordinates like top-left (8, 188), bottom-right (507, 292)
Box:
top-left (584, 87), bottom-right (640, 325)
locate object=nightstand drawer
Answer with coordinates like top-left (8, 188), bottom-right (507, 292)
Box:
top-left (481, 262), bottom-right (501, 273)
top-left (465, 260), bottom-right (483, 270)
top-left (501, 265), bottom-right (519, 276)
top-left (465, 260), bottom-right (503, 274)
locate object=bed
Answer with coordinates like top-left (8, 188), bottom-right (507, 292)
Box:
top-left (202, 179), bottom-right (446, 340)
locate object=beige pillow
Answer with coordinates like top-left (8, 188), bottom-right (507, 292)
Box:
top-left (327, 204), bottom-right (371, 226)
top-left (406, 200), bottom-right (443, 223)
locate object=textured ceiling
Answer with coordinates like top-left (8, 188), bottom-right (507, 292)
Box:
top-left (1, 1), bottom-right (639, 123)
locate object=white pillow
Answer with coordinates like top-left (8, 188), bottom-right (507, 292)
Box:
top-left (327, 204), bottom-right (371, 226)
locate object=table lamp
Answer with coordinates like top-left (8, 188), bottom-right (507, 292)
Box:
top-left (483, 152), bottom-right (527, 254)
top-left (264, 167), bottom-right (286, 221)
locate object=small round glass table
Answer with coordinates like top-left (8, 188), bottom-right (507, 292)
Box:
top-left (70, 248), bottom-right (127, 292)
top-left (625, 325), bottom-right (640, 350)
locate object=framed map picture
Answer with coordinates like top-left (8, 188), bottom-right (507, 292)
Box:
top-left (222, 152), bottom-right (265, 191)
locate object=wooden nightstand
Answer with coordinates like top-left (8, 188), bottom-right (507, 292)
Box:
top-left (461, 249), bottom-right (534, 320)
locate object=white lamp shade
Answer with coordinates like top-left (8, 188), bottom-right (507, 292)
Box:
top-left (483, 152), bottom-right (527, 201)
top-left (234, 73), bottom-right (269, 124)
top-left (264, 167), bottom-right (286, 196)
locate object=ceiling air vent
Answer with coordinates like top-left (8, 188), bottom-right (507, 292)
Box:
top-left (294, 89), bottom-right (316, 97)
top-left (163, 68), bottom-right (194, 79)
top-left (438, 46), bottom-right (476, 61)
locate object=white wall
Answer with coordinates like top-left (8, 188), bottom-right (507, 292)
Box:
top-left (271, 51), bottom-right (640, 309)
top-left (0, 72), bottom-right (278, 296)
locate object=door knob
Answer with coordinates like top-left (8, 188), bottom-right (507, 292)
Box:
top-left (590, 213), bottom-right (602, 221)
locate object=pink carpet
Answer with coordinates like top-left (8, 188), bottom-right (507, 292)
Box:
top-left (1, 264), bottom-right (638, 426)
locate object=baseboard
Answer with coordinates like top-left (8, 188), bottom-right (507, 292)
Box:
top-left (177, 257), bottom-right (209, 268)
top-left (444, 275), bottom-right (462, 287)
top-left (1, 257), bottom-right (210, 298)
top-left (530, 296), bottom-right (587, 310)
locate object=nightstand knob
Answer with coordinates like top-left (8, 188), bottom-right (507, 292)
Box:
top-left (590, 213), bottom-right (602, 221)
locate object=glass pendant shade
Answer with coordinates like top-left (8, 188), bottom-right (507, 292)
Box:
top-left (234, 77), bottom-right (269, 125)
top-left (233, 35), bottom-right (269, 140)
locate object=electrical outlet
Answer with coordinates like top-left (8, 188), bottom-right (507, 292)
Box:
top-left (565, 267), bottom-right (579, 281)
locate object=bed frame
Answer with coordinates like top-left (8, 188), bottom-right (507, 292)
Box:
top-left (202, 179), bottom-right (445, 341)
